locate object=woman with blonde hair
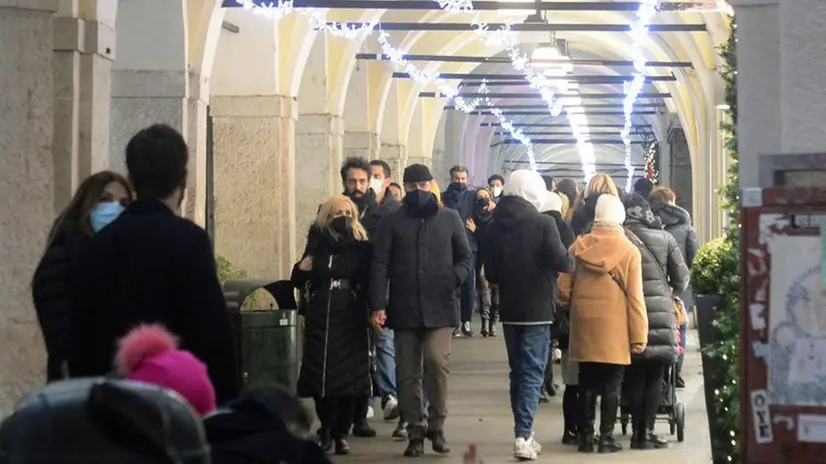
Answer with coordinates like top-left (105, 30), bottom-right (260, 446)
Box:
top-left (571, 173), bottom-right (620, 236)
top-left (291, 194), bottom-right (372, 456)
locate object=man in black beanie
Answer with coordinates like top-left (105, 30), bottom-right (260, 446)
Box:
top-left (369, 164), bottom-right (473, 458)
top-left (633, 178), bottom-right (654, 198)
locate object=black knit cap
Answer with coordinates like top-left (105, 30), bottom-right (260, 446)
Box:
top-left (403, 164), bottom-right (433, 183)
top-left (633, 177), bottom-right (654, 196)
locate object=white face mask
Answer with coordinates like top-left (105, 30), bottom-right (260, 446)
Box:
top-left (370, 178), bottom-right (385, 195)
top-left (492, 186), bottom-right (503, 197)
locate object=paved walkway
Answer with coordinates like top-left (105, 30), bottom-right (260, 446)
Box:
top-left (332, 329), bottom-right (712, 463)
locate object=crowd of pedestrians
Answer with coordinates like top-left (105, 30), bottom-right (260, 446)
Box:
top-left (21, 122), bottom-right (700, 462)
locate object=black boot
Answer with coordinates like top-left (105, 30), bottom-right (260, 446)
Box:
top-left (404, 426), bottom-right (425, 457)
top-left (480, 317), bottom-right (490, 337)
top-left (425, 428), bottom-right (451, 454)
top-left (597, 395), bottom-right (622, 453)
top-left (334, 438), bottom-right (351, 455)
top-left (577, 390), bottom-right (597, 453)
top-left (393, 419), bottom-right (408, 440)
top-left (318, 428), bottom-right (333, 453)
top-left (489, 307), bottom-right (499, 337)
top-left (562, 386), bottom-right (579, 444)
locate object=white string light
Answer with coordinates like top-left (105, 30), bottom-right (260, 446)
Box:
top-left (234, 0), bottom-right (546, 171)
top-left (621, 0), bottom-right (661, 192)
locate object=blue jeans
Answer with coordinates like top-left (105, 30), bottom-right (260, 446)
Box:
top-left (375, 327), bottom-right (397, 399)
top-left (503, 324), bottom-right (551, 439)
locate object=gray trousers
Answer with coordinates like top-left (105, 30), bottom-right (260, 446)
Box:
top-left (395, 327), bottom-right (452, 433)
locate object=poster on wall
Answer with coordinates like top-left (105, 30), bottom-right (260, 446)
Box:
top-left (768, 235), bottom-right (826, 406)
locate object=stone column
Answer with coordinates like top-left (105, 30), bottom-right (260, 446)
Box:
top-left (78, 16), bottom-right (115, 177)
top-left (184, 72), bottom-right (210, 226)
top-left (380, 143), bottom-right (407, 184)
top-left (0, 0), bottom-right (57, 413)
top-left (210, 95), bottom-right (297, 279)
top-left (109, 69), bottom-right (187, 174)
top-left (295, 113), bottom-right (344, 255)
top-left (52, 15), bottom-right (83, 213)
top-left (729, 0), bottom-right (782, 188)
top-left (343, 131), bottom-right (380, 160)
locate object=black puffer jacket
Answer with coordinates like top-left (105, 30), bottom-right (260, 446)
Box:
top-left (623, 198), bottom-right (690, 364)
top-left (369, 198), bottom-right (473, 329)
top-left (32, 225), bottom-right (92, 381)
top-left (482, 196), bottom-right (573, 324)
top-left (649, 200), bottom-right (699, 268)
top-left (570, 192), bottom-right (602, 237)
top-left (291, 226), bottom-right (371, 398)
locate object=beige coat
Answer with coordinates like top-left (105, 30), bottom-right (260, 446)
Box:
top-left (558, 225), bottom-right (648, 366)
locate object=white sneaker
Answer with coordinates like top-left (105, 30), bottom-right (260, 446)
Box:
top-left (530, 434), bottom-right (542, 454)
top-left (383, 395), bottom-right (399, 420)
top-left (366, 405), bottom-right (374, 419)
top-left (514, 437), bottom-right (538, 460)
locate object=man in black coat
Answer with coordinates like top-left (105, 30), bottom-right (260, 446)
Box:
top-left (71, 124), bottom-right (239, 405)
top-left (482, 170), bottom-right (572, 460)
top-left (441, 165), bottom-right (477, 336)
top-left (370, 164), bottom-right (473, 458)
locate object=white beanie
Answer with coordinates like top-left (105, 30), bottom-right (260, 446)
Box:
top-left (540, 191), bottom-right (563, 213)
top-left (594, 194), bottom-right (626, 225)
top-left (504, 170), bottom-right (547, 210)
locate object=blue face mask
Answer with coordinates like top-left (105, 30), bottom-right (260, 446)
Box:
top-left (89, 201), bottom-right (125, 233)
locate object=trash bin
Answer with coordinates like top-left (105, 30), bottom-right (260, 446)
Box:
top-left (224, 280), bottom-right (301, 395)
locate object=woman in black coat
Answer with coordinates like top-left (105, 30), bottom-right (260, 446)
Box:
top-left (291, 195), bottom-right (372, 456)
top-left (32, 171), bottom-right (132, 381)
top-left (469, 187), bottom-right (498, 336)
top-left (621, 194), bottom-right (690, 450)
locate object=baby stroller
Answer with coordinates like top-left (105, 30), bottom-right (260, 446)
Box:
top-left (618, 362), bottom-right (686, 442)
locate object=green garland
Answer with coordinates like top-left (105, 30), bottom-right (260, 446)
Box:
top-left (698, 17), bottom-right (742, 463)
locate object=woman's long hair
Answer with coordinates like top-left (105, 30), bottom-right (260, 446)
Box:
top-left (431, 180), bottom-right (444, 207)
top-left (556, 178), bottom-right (579, 207)
top-left (584, 173), bottom-right (619, 198)
top-left (315, 195), bottom-right (368, 241)
top-left (44, 171), bottom-right (132, 251)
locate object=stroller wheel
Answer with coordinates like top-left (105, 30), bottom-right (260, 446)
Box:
top-left (675, 403), bottom-right (686, 442)
top-left (669, 409), bottom-right (677, 435)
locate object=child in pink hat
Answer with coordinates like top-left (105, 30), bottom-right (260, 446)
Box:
top-left (115, 324), bottom-right (217, 416)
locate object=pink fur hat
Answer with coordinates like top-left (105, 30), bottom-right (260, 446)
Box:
top-left (115, 324), bottom-right (216, 416)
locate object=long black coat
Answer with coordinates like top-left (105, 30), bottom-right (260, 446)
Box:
top-left (71, 199), bottom-right (240, 404)
top-left (32, 225), bottom-right (91, 381)
top-left (369, 203), bottom-right (473, 330)
top-left (482, 196), bottom-right (573, 324)
top-left (624, 218), bottom-right (690, 364)
top-left (291, 227), bottom-right (371, 398)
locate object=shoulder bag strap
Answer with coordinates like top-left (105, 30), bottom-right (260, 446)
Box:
top-left (624, 228), bottom-right (670, 289)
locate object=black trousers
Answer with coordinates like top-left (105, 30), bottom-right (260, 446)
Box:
top-left (625, 361), bottom-right (666, 434)
top-left (315, 396), bottom-right (356, 439)
top-left (578, 362), bottom-right (625, 436)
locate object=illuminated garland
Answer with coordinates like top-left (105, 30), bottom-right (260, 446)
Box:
top-left (234, 1), bottom-right (595, 175)
top-left (643, 141), bottom-right (659, 183)
top-left (621, 0), bottom-right (661, 192)
top-left (235, 0), bottom-right (543, 168)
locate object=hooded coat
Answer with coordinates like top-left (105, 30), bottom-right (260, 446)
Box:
top-left (623, 199), bottom-right (691, 364)
top-left (482, 192), bottom-right (573, 324)
top-left (649, 199), bottom-right (699, 304)
top-left (558, 226), bottom-right (648, 366)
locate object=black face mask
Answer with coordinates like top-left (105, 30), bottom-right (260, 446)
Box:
top-left (450, 182), bottom-right (468, 192)
top-left (404, 189), bottom-right (436, 212)
top-left (330, 216), bottom-right (352, 236)
top-left (477, 197), bottom-right (490, 210)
